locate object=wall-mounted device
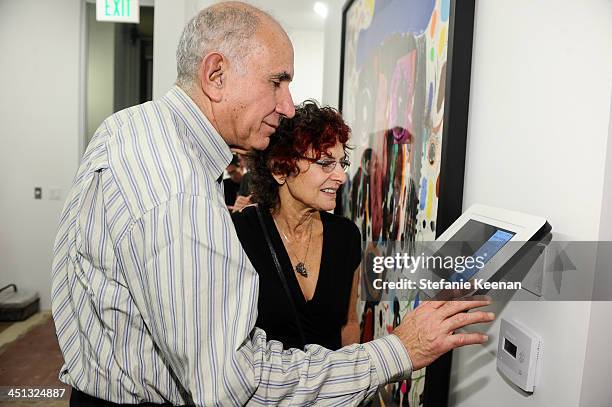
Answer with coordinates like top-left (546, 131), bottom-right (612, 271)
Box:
top-left (419, 204), bottom-right (551, 299)
top-left (497, 318), bottom-right (543, 392)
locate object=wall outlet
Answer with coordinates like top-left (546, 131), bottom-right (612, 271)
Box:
top-left (34, 187), bottom-right (42, 199)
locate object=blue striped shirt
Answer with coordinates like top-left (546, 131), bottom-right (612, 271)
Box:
top-left (51, 86), bottom-right (412, 405)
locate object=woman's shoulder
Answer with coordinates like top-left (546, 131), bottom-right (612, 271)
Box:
top-left (320, 211), bottom-right (361, 239)
top-left (230, 205), bottom-right (259, 229)
top-left (321, 212), bottom-right (363, 271)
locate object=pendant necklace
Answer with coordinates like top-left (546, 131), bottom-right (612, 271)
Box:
top-left (277, 216), bottom-right (313, 278)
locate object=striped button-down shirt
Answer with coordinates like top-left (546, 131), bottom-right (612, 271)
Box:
top-left (51, 86), bottom-right (412, 406)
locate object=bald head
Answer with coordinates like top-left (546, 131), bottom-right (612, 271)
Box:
top-left (176, 1), bottom-right (289, 90)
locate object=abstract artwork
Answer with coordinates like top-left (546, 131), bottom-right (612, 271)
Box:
top-left (339, 0), bottom-right (475, 405)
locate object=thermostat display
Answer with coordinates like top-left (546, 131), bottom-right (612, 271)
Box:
top-left (504, 338), bottom-right (517, 358)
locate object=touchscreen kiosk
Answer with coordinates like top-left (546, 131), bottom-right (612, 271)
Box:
top-left (419, 204), bottom-right (551, 299)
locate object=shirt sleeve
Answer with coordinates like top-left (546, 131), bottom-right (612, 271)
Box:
top-left (118, 195), bottom-right (412, 406)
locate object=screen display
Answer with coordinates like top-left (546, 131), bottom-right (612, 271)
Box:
top-left (433, 220), bottom-right (516, 282)
top-left (504, 338), bottom-right (518, 358)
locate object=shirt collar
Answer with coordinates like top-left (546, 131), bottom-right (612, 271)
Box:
top-left (162, 85), bottom-right (233, 181)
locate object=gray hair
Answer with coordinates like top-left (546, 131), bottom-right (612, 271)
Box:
top-left (176, 2), bottom-right (271, 90)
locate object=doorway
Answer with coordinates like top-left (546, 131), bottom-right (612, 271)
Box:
top-left (84, 1), bottom-right (154, 145)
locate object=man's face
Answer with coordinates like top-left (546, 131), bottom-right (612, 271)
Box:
top-left (220, 28), bottom-right (295, 151)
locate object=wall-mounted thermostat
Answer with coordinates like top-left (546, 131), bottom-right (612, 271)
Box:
top-left (497, 318), bottom-right (543, 392)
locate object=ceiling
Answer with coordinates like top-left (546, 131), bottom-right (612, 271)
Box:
top-left (241, 0), bottom-right (328, 31)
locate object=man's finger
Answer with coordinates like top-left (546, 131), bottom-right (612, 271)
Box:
top-left (446, 332), bottom-right (489, 349)
top-left (432, 287), bottom-right (472, 301)
top-left (438, 298), bottom-right (492, 319)
top-left (468, 294), bottom-right (492, 303)
top-left (443, 311), bottom-right (495, 333)
top-left (418, 300), bottom-right (447, 310)
top-left (230, 147), bottom-right (249, 155)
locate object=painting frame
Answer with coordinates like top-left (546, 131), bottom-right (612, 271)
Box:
top-left (338, 0), bottom-right (476, 405)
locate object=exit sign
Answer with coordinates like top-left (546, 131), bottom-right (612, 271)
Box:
top-left (96, 0), bottom-right (140, 23)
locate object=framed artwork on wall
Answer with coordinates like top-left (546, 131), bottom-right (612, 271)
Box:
top-left (339, 0), bottom-right (475, 405)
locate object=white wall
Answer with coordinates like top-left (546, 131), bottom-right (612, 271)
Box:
top-left (321, 0), bottom-right (343, 108)
top-left (461, 0), bottom-right (611, 240)
top-left (288, 29), bottom-right (324, 104)
top-left (321, 0), bottom-right (612, 406)
top-left (577, 88), bottom-right (612, 407)
top-left (0, 0), bottom-right (83, 309)
top-left (152, 0), bottom-right (192, 99)
top-left (453, 0), bottom-right (612, 405)
top-left (579, 302), bottom-right (612, 407)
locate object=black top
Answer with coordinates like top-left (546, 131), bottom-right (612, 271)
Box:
top-left (231, 206), bottom-right (362, 350)
top-left (223, 178), bottom-right (240, 206)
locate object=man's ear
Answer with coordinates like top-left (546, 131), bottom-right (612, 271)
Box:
top-left (198, 52), bottom-right (226, 103)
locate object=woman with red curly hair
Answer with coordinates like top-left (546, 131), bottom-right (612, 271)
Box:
top-left (231, 100), bottom-right (361, 350)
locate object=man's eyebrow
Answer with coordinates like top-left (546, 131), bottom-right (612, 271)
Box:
top-left (270, 71), bottom-right (292, 81)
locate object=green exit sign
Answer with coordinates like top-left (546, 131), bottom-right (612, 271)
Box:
top-left (96, 0), bottom-right (140, 23)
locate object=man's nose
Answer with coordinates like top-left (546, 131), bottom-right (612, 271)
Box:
top-left (277, 86), bottom-right (295, 119)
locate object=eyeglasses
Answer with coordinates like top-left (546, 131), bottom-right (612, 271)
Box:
top-left (300, 156), bottom-right (351, 173)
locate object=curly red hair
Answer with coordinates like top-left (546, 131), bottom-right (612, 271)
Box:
top-left (249, 100), bottom-right (351, 209)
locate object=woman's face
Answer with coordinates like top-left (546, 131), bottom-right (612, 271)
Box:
top-left (283, 141), bottom-right (348, 212)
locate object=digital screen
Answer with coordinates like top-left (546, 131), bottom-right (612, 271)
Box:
top-left (433, 220), bottom-right (516, 282)
top-left (504, 338), bottom-right (517, 358)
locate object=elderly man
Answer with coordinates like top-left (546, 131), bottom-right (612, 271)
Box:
top-left (51, 2), bottom-right (494, 406)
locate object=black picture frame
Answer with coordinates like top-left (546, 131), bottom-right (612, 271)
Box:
top-left (339, 0), bottom-right (475, 405)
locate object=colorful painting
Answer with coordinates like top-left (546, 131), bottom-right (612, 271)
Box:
top-left (340, 0), bottom-right (475, 405)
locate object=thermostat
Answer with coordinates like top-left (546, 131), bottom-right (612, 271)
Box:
top-left (497, 318), bottom-right (542, 392)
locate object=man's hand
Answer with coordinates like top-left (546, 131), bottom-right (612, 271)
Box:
top-left (232, 195), bottom-right (252, 212)
top-left (393, 298), bottom-right (494, 370)
top-left (229, 147), bottom-right (249, 156)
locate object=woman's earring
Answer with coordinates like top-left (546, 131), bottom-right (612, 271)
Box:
top-left (279, 178), bottom-right (286, 185)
